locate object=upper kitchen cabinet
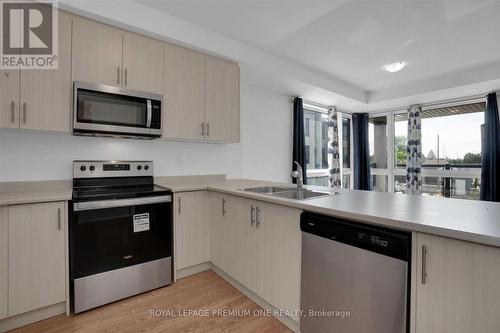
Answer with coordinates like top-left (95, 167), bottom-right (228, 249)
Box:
top-left (0, 70), bottom-right (20, 129)
top-left (163, 43), bottom-right (205, 140)
top-left (162, 51), bottom-right (240, 143)
top-left (122, 33), bottom-right (164, 94)
top-left (204, 55), bottom-right (240, 142)
top-left (72, 17), bottom-right (164, 94)
top-left (19, 11), bottom-right (72, 132)
top-left (72, 17), bottom-right (123, 87)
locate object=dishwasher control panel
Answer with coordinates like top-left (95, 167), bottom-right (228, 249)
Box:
top-left (301, 212), bottom-right (411, 261)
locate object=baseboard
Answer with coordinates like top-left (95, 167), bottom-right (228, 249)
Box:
top-left (0, 302), bottom-right (66, 333)
top-left (175, 262), bottom-right (212, 280)
top-left (209, 264), bottom-right (300, 333)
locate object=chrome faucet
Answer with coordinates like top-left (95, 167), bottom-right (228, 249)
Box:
top-left (291, 161), bottom-right (304, 190)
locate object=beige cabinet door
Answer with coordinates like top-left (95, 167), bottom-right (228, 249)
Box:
top-left (122, 32), bottom-right (163, 94)
top-left (256, 201), bottom-right (301, 320)
top-left (210, 192), bottom-right (229, 270)
top-left (174, 191), bottom-right (209, 270)
top-left (72, 17), bottom-right (123, 86)
top-left (416, 233), bottom-right (500, 333)
top-left (8, 202), bottom-right (66, 316)
top-left (204, 55), bottom-right (240, 142)
top-left (230, 196), bottom-right (258, 293)
top-left (274, 204), bottom-right (301, 322)
top-left (0, 70), bottom-right (20, 129)
top-left (163, 43), bottom-right (205, 140)
top-left (19, 12), bottom-right (72, 132)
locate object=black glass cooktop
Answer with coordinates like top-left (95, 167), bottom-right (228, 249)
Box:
top-left (72, 176), bottom-right (171, 202)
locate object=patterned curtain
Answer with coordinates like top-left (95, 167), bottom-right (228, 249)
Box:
top-left (406, 105), bottom-right (422, 195)
top-left (328, 107), bottom-right (341, 189)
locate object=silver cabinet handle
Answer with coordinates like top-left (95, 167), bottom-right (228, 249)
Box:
top-left (222, 198), bottom-right (226, 216)
top-left (250, 205), bottom-right (255, 226)
top-left (117, 66), bottom-right (121, 85)
top-left (178, 197), bottom-right (181, 214)
top-left (201, 122), bottom-right (205, 136)
top-left (22, 102), bottom-right (26, 123)
top-left (421, 245), bottom-right (428, 284)
top-left (124, 68), bottom-right (128, 86)
top-left (256, 206), bottom-right (261, 228)
top-left (57, 207), bottom-right (62, 230)
top-left (10, 101), bottom-right (15, 123)
top-left (206, 122), bottom-right (210, 137)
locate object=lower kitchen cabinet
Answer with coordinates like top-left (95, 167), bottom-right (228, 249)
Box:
top-left (7, 202), bottom-right (66, 317)
top-left (210, 193), bottom-right (301, 321)
top-left (0, 208), bottom-right (7, 320)
top-left (256, 201), bottom-right (301, 320)
top-left (416, 233), bottom-right (500, 333)
top-left (174, 191), bottom-right (210, 270)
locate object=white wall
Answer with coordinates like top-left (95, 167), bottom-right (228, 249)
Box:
top-left (240, 83), bottom-right (292, 183)
top-left (0, 84), bottom-right (292, 182)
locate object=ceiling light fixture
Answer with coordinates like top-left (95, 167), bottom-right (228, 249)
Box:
top-left (383, 61), bottom-right (407, 73)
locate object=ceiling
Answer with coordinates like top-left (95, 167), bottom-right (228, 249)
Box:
top-left (137, 0), bottom-right (500, 93)
top-left (61, 0), bottom-right (500, 111)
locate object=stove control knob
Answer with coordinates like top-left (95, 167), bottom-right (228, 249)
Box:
top-left (144, 165), bottom-right (149, 170)
top-left (80, 165), bottom-right (86, 172)
top-left (137, 165), bottom-right (142, 170)
top-left (89, 165), bottom-right (95, 171)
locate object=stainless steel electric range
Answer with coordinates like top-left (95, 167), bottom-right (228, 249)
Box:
top-left (69, 160), bottom-right (173, 313)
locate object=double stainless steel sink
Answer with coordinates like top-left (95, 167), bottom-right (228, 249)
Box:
top-left (241, 186), bottom-right (336, 200)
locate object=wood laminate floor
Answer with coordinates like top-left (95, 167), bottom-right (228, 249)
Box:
top-left (8, 270), bottom-right (293, 333)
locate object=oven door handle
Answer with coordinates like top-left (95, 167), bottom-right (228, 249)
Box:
top-left (74, 195), bottom-right (172, 211)
top-left (146, 100), bottom-right (152, 128)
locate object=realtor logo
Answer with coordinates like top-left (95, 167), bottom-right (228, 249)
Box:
top-left (1, 0), bottom-right (58, 69)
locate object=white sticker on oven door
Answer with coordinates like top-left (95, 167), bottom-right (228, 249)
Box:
top-left (133, 213), bottom-right (150, 232)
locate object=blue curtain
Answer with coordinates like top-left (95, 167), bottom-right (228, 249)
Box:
top-left (353, 113), bottom-right (372, 190)
top-left (292, 97), bottom-right (307, 184)
top-left (480, 92), bottom-right (500, 202)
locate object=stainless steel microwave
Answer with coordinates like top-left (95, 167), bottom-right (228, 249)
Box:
top-left (73, 81), bottom-right (162, 139)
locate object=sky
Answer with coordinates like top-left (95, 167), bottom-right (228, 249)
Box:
top-left (394, 112), bottom-right (484, 159)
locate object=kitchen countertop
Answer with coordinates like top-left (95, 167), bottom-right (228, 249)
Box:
top-left (0, 180), bottom-right (73, 206)
top-left (2, 176), bottom-right (500, 248)
top-left (155, 178), bottom-right (500, 248)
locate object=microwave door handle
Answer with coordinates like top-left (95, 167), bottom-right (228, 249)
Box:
top-left (146, 100), bottom-right (152, 128)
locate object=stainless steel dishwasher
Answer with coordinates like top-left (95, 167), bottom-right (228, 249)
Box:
top-left (300, 212), bottom-right (411, 333)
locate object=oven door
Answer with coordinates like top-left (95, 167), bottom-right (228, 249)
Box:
top-left (70, 196), bottom-right (172, 280)
top-left (73, 82), bottom-right (162, 137)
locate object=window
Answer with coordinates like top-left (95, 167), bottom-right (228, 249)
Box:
top-left (341, 116), bottom-right (353, 189)
top-left (368, 115), bottom-right (389, 192)
top-left (304, 118), bottom-right (310, 137)
top-left (303, 109), bottom-right (329, 171)
top-left (302, 104), bottom-right (353, 188)
top-left (419, 103), bottom-right (484, 200)
top-left (372, 101), bottom-right (485, 201)
top-left (369, 116), bottom-right (389, 169)
top-left (342, 118), bottom-right (351, 168)
top-left (394, 116), bottom-right (407, 169)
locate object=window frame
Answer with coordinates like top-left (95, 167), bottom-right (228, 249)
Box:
top-left (302, 103), bottom-right (353, 188)
top-left (368, 98), bottom-right (485, 195)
